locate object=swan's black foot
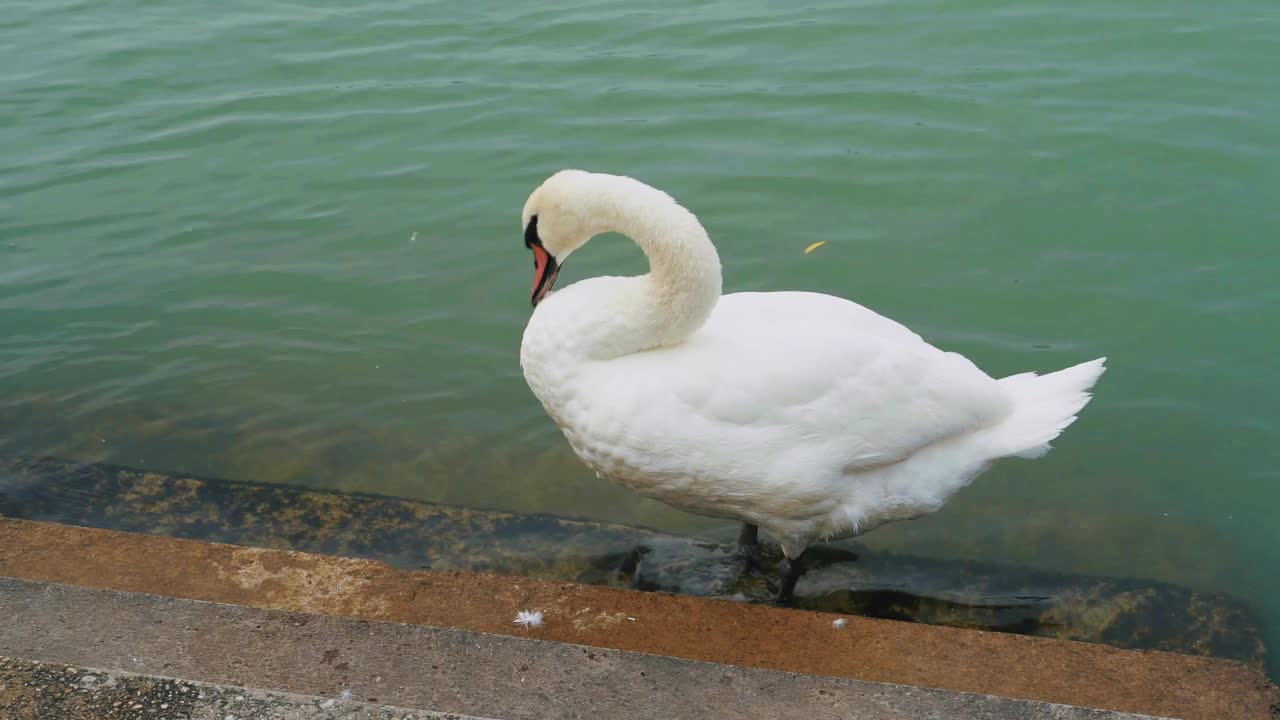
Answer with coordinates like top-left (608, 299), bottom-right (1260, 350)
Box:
top-left (776, 552), bottom-right (807, 606)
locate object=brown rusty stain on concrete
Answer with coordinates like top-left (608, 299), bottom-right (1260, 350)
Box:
top-left (211, 547), bottom-right (392, 617)
top-left (1, 517), bottom-right (1276, 720)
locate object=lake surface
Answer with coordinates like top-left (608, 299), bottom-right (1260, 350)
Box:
top-left (3, 0), bottom-right (1277, 675)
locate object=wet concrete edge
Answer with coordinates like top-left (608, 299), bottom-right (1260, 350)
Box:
top-left (1, 518), bottom-right (1277, 720)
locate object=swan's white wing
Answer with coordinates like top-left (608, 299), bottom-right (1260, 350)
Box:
top-left (585, 292), bottom-right (1012, 475)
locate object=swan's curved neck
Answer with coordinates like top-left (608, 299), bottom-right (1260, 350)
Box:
top-left (576, 176), bottom-right (722, 358)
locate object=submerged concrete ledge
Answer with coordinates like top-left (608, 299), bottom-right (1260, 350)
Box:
top-left (0, 455), bottom-right (1268, 669)
top-left (0, 580), bottom-right (1165, 720)
top-left (1, 518), bottom-right (1276, 719)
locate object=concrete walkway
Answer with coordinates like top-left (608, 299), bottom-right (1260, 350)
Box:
top-left (0, 656), bottom-right (494, 720)
top-left (1, 578), bottom-right (1165, 720)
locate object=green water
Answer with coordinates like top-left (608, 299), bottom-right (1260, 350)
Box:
top-left (3, 0), bottom-right (1278, 670)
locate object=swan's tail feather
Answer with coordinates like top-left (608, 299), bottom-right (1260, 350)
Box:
top-left (991, 357), bottom-right (1106, 460)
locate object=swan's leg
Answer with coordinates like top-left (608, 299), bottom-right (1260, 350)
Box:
top-left (776, 551), bottom-right (807, 606)
top-left (721, 520), bottom-right (757, 589)
top-left (727, 522), bottom-right (760, 588)
top-left (736, 522), bottom-right (759, 562)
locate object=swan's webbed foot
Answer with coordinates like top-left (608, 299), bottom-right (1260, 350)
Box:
top-left (776, 552), bottom-right (807, 606)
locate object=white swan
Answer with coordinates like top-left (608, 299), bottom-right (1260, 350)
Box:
top-left (519, 170), bottom-right (1105, 601)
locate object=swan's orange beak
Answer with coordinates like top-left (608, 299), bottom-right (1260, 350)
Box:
top-left (530, 243), bottom-right (560, 307)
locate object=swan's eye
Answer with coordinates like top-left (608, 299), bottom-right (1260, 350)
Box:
top-left (523, 215), bottom-right (541, 250)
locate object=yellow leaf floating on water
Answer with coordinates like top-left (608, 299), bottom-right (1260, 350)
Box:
top-left (804, 241), bottom-right (828, 255)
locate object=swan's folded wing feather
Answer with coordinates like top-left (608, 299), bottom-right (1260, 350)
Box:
top-left (595, 292), bottom-right (1013, 474)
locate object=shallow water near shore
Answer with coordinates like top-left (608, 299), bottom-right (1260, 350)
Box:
top-left (2, 0), bottom-right (1278, 677)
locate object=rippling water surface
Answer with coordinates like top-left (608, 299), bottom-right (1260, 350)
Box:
top-left (3, 0), bottom-right (1278, 673)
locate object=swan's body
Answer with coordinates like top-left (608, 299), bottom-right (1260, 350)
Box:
top-left (519, 170), bottom-right (1104, 566)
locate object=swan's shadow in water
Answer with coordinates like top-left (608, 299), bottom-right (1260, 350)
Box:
top-left (629, 537), bottom-right (1060, 631)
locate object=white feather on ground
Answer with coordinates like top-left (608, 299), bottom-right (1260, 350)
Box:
top-left (513, 610), bottom-right (544, 628)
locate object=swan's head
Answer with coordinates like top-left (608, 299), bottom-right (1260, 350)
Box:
top-left (520, 169), bottom-right (604, 306)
